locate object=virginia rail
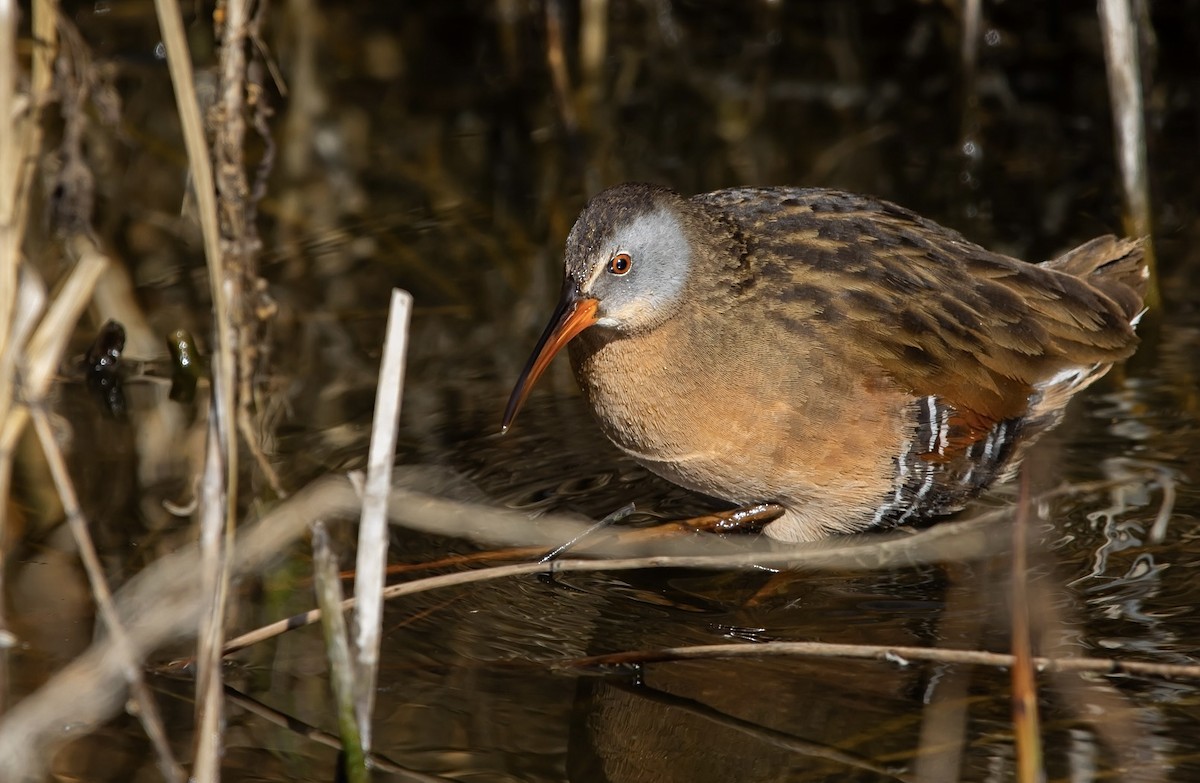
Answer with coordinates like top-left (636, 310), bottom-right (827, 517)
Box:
top-left (503, 183), bottom-right (1148, 542)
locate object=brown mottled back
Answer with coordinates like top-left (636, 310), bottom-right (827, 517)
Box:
top-left (692, 187), bottom-right (1145, 426)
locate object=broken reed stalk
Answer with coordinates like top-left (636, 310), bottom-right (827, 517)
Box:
top-left (30, 407), bottom-right (185, 783)
top-left (0, 0), bottom-right (22, 362)
top-left (1010, 470), bottom-right (1044, 783)
top-left (154, 0), bottom-right (250, 772)
top-left (0, 0), bottom-right (58, 642)
top-left (0, 0), bottom-right (25, 707)
top-left (193, 412), bottom-right (229, 783)
top-left (220, 0), bottom-right (285, 498)
top-left (352, 288), bottom-right (413, 752)
top-left (193, 0), bottom-right (267, 768)
top-left (0, 0), bottom-right (55, 354)
top-left (1098, 0), bottom-right (1159, 308)
top-left (312, 522), bottom-right (369, 783)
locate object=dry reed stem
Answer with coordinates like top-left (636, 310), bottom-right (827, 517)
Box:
top-left (0, 46), bottom-right (78, 696)
top-left (565, 641), bottom-right (1200, 681)
top-left (192, 0), bottom-right (258, 758)
top-left (193, 413), bottom-right (229, 783)
top-left (1009, 471), bottom-right (1044, 783)
top-left (352, 288), bottom-right (412, 752)
top-left (312, 522), bottom-right (368, 783)
top-left (223, 0), bottom-right (285, 499)
top-left (0, 0), bottom-right (22, 363)
top-left (153, 0), bottom-right (245, 775)
top-left (0, 0), bottom-right (54, 358)
top-left (579, 0), bottom-right (608, 87)
top-left (150, 0), bottom-right (240, 528)
top-left (0, 267), bottom-right (42, 650)
top-left (0, 0), bottom-right (58, 640)
top-left (151, 0), bottom-right (229, 361)
top-left (961, 0), bottom-right (981, 76)
top-left (543, 0), bottom-right (583, 167)
top-left (0, 270), bottom-right (41, 715)
top-left (282, 0), bottom-right (319, 179)
top-left (30, 407), bottom-right (185, 783)
top-left (1098, 0), bottom-right (1160, 308)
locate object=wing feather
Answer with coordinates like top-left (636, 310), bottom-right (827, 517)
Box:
top-left (696, 187), bottom-right (1145, 427)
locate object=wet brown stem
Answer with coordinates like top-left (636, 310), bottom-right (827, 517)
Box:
top-left (1009, 470), bottom-right (1044, 782)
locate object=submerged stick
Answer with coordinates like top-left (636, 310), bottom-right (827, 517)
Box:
top-left (1009, 470), bottom-right (1044, 783)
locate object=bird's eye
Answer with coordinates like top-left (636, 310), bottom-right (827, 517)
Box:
top-left (608, 252), bottom-right (632, 275)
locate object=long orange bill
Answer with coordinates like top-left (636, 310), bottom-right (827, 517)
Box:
top-left (502, 280), bottom-right (599, 433)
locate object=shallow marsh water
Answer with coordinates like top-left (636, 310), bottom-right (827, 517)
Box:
top-left (5, 1), bottom-right (1200, 781)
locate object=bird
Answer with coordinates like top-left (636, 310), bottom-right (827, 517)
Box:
top-left (502, 183), bottom-right (1148, 543)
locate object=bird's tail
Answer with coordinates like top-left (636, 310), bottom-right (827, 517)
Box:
top-left (1042, 235), bottom-right (1148, 323)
